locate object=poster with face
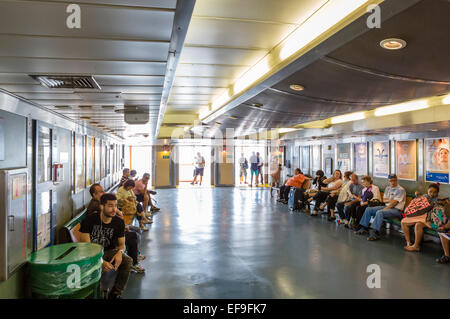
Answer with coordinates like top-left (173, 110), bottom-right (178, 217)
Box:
top-left (396, 140), bottom-right (416, 181)
top-left (354, 143), bottom-right (367, 176)
top-left (336, 143), bottom-right (351, 173)
top-left (425, 138), bottom-right (449, 183)
top-left (373, 141), bottom-right (389, 178)
top-left (301, 146), bottom-right (310, 175)
top-left (312, 145), bottom-right (321, 173)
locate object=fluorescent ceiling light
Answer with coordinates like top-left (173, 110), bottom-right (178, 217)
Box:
top-left (280, 0), bottom-right (370, 60)
top-left (234, 58), bottom-right (270, 94)
top-left (278, 128), bottom-right (300, 133)
top-left (331, 112), bottom-right (366, 124)
top-left (442, 95), bottom-right (450, 105)
top-left (374, 100), bottom-right (429, 117)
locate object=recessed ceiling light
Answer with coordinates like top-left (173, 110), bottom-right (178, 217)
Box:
top-left (380, 38), bottom-right (407, 50)
top-left (90, 121), bottom-right (99, 125)
top-left (289, 84), bottom-right (304, 91)
top-left (229, 115), bottom-right (238, 120)
top-left (252, 103), bottom-right (263, 108)
top-left (431, 129), bottom-right (438, 132)
top-left (80, 116), bottom-right (91, 120)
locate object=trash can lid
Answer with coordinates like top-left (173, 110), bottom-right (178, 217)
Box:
top-left (29, 243), bottom-right (103, 271)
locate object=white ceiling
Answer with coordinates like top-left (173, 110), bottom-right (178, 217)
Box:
top-left (0, 0), bottom-right (178, 141)
top-left (163, 0), bottom-right (329, 118)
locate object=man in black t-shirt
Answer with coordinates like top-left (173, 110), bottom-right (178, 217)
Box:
top-left (80, 193), bottom-right (132, 299)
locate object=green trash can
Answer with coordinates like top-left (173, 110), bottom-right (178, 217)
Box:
top-left (28, 242), bottom-right (103, 299)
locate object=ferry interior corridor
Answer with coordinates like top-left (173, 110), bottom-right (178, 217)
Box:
top-left (0, 0), bottom-right (449, 303)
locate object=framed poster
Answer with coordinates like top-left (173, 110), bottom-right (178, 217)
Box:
top-left (301, 146), bottom-right (310, 175)
top-left (95, 138), bottom-right (101, 182)
top-left (336, 143), bottom-right (351, 173)
top-left (74, 134), bottom-right (85, 193)
top-left (353, 143), bottom-right (368, 176)
top-left (311, 145), bottom-right (321, 173)
top-left (373, 141), bottom-right (389, 178)
top-left (396, 140), bottom-right (416, 181)
top-left (425, 138), bottom-right (449, 183)
top-left (86, 136), bottom-right (94, 187)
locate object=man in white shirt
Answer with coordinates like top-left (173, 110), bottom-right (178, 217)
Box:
top-left (356, 174), bottom-right (406, 241)
top-left (191, 152), bottom-right (206, 186)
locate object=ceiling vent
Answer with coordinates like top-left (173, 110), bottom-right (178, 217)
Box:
top-left (30, 75), bottom-right (101, 89)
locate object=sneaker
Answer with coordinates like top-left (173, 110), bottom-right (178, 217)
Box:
top-left (151, 207), bottom-right (160, 212)
top-left (328, 216), bottom-right (336, 222)
top-left (367, 234), bottom-right (380, 241)
top-left (436, 255), bottom-right (449, 264)
top-left (137, 255), bottom-right (146, 261)
top-left (131, 264), bottom-right (146, 273)
top-left (149, 190), bottom-right (157, 195)
top-left (140, 226), bottom-right (149, 231)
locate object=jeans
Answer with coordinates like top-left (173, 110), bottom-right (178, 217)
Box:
top-left (344, 202), bottom-right (359, 221)
top-left (359, 206), bottom-right (402, 232)
top-left (125, 226), bottom-right (141, 265)
top-left (103, 249), bottom-right (132, 296)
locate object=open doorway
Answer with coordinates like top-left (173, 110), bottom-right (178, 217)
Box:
top-left (178, 145), bottom-right (212, 188)
top-left (234, 145), bottom-right (267, 187)
top-left (125, 146), bottom-right (153, 185)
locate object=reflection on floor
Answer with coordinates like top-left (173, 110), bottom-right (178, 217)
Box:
top-left (124, 188), bottom-right (450, 299)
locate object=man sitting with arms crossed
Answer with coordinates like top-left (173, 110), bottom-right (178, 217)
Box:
top-left (79, 193), bottom-right (133, 299)
top-left (355, 174), bottom-right (406, 241)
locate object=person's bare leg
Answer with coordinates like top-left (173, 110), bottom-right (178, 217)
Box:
top-left (407, 223), bottom-right (426, 251)
top-left (440, 234), bottom-right (450, 257)
top-left (329, 209), bottom-right (335, 218)
top-left (199, 175), bottom-right (203, 185)
top-left (143, 192), bottom-right (149, 212)
top-left (401, 221), bottom-right (413, 247)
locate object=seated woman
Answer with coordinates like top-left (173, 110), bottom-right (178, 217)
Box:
top-left (328, 171), bottom-right (352, 222)
top-left (401, 183), bottom-right (442, 252)
top-left (310, 170), bottom-right (343, 217)
top-left (436, 219), bottom-right (450, 264)
top-left (353, 176), bottom-right (381, 231)
top-left (117, 180), bottom-right (152, 231)
top-left (335, 171), bottom-right (353, 224)
top-left (306, 170), bottom-right (327, 208)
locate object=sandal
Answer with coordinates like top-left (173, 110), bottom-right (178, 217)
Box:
top-left (436, 255), bottom-right (449, 264)
top-left (405, 245), bottom-right (420, 252)
top-left (140, 226), bottom-right (149, 231)
top-left (131, 264), bottom-right (146, 273)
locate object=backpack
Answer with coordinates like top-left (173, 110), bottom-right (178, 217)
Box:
top-left (403, 196), bottom-right (433, 218)
top-left (428, 205), bottom-right (447, 230)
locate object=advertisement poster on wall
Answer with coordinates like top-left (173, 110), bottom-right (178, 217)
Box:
top-left (336, 143), bottom-right (351, 173)
top-left (396, 140), bottom-right (416, 181)
top-left (373, 141), bottom-right (389, 178)
top-left (312, 145), bottom-right (321, 173)
top-left (301, 146), bottom-right (310, 175)
top-left (354, 143), bottom-right (368, 175)
top-left (425, 138), bottom-right (449, 183)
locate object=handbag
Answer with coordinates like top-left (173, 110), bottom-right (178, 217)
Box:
top-left (368, 199), bottom-right (384, 207)
top-left (428, 205), bottom-right (447, 230)
top-left (403, 196), bottom-right (433, 218)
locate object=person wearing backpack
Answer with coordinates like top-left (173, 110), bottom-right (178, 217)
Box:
top-left (238, 153), bottom-right (248, 185)
top-left (401, 183), bottom-right (445, 252)
top-left (355, 174), bottom-right (406, 241)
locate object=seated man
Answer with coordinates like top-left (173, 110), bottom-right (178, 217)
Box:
top-left (356, 174), bottom-right (406, 241)
top-left (86, 183), bottom-right (104, 215)
top-left (134, 173), bottom-right (160, 214)
top-left (79, 193), bottom-right (133, 299)
top-left (277, 168), bottom-right (307, 204)
top-left (340, 174), bottom-right (364, 227)
top-left (119, 168), bottom-right (130, 187)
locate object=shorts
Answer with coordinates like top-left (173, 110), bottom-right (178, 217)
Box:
top-left (136, 194), bottom-right (145, 202)
top-left (194, 167), bottom-right (204, 176)
top-left (251, 169), bottom-right (259, 176)
top-left (240, 167), bottom-right (247, 177)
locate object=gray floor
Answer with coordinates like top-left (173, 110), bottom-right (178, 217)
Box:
top-left (124, 187), bottom-right (450, 299)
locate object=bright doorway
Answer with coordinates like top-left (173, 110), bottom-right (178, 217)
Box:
top-left (177, 145), bottom-right (212, 188)
top-left (125, 146), bottom-right (153, 184)
top-left (234, 145), bottom-right (267, 187)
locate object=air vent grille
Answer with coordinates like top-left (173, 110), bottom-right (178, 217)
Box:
top-left (30, 75), bottom-right (101, 89)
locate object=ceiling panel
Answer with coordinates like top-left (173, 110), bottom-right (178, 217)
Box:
top-left (175, 63), bottom-right (247, 78)
top-left (193, 0), bottom-right (328, 25)
top-left (0, 58), bottom-right (167, 75)
top-left (170, 86), bottom-right (224, 94)
top-left (185, 18), bottom-right (296, 49)
top-left (0, 2), bottom-right (175, 40)
top-left (40, 0), bottom-right (177, 8)
top-left (180, 46), bottom-right (266, 66)
top-left (0, 35), bottom-right (170, 61)
top-left (95, 75), bottom-right (165, 86)
top-left (172, 77), bottom-right (231, 87)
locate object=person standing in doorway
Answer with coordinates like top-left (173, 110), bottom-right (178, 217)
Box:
top-left (239, 153), bottom-right (248, 184)
top-left (270, 156), bottom-right (282, 198)
top-left (191, 152), bottom-right (206, 186)
top-left (249, 152), bottom-right (259, 187)
top-left (257, 152), bottom-right (264, 186)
